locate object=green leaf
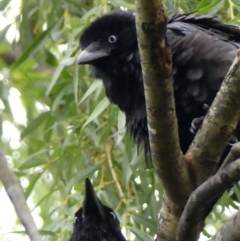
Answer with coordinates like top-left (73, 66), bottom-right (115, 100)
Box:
top-left (25, 171), bottom-right (44, 199)
top-left (45, 64), bottom-right (65, 96)
top-left (21, 112), bottom-right (50, 139)
top-left (0, 25), bottom-right (11, 42)
top-left (73, 63), bottom-right (79, 105)
top-left (38, 230), bottom-right (57, 236)
top-left (11, 25), bottom-right (56, 70)
top-left (46, 45), bottom-right (78, 95)
top-left (0, 0), bottom-right (9, 11)
top-left (233, 184), bottom-right (240, 202)
top-left (116, 110), bottom-right (126, 145)
top-left (59, 57), bottom-right (76, 66)
top-left (65, 163), bottom-right (101, 193)
top-left (129, 227), bottom-right (152, 241)
top-left (32, 188), bottom-right (58, 210)
top-left (196, 0), bottom-right (224, 14)
top-left (78, 80), bottom-right (103, 104)
top-left (82, 97), bottom-right (109, 128)
top-left (18, 150), bottom-right (48, 169)
top-left (132, 215), bottom-right (157, 232)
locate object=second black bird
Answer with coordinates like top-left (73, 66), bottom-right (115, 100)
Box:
top-left (70, 178), bottom-right (126, 241)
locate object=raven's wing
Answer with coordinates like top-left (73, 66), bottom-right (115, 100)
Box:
top-left (168, 14), bottom-right (240, 44)
top-left (166, 14), bottom-right (240, 153)
top-left (166, 14), bottom-right (239, 115)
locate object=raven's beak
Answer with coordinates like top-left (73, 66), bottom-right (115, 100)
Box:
top-left (77, 42), bottom-right (110, 64)
top-left (82, 178), bottom-right (105, 220)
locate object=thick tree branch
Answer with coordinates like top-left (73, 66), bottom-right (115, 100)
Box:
top-left (0, 153), bottom-right (41, 241)
top-left (134, 0), bottom-right (192, 205)
top-left (187, 50), bottom-right (240, 185)
top-left (208, 210), bottom-right (240, 241)
top-left (176, 158), bottom-right (240, 241)
top-left (134, 1), bottom-right (192, 240)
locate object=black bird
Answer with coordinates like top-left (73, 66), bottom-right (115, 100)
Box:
top-left (77, 12), bottom-right (240, 156)
top-left (70, 178), bottom-right (126, 241)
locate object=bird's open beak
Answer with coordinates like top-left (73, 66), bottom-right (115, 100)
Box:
top-left (82, 178), bottom-right (105, 220)
top-left (77, 42), bottom-right (110, 64)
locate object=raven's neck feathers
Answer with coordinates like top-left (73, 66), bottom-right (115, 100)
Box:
top-left (92, 49), bottom-right (149, 153)
top-left (93, 50), bottom-right (144, 114)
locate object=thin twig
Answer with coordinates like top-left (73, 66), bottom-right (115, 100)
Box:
top-left (105, 143), bottom-right (126, 204)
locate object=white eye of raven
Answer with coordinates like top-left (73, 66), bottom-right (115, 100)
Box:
top-left (74, 216), bottom-right (79, 224)
top-left (110, 212), bottom-right (116, 219)
top-left (108, 35), bottom-right (117, 43)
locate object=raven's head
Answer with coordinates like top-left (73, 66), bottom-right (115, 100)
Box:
top-left (69, 178), bottom-right (126, 241)
top-left (77, 11), bottom-right (137, 66)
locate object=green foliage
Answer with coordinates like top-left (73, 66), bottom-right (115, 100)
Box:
top-left (0, 0), bottom-right (240, 240)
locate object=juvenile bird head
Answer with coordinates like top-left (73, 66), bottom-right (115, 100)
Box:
top-left (77, 11), bottom-right (137, 66)
top-left (69, 178), bottom-right (126, 241)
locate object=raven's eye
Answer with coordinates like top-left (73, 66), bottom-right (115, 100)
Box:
top-left (108, 35), bottom-right (117, 43)
top-left (74, 216), bottom-right (80, 224)
top-left (110, 212), bottom-right (116, 219)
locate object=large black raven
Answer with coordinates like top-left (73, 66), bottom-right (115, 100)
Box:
top-left (70, 178), bottom-right (126, 241)
top-left (77, 12), bottom-right (240, 156)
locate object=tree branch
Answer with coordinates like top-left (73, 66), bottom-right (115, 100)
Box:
top-left (134, 1), bottom-right (192, 240)
top-left (208, 210), bottom-right (240, 241)
top-left (187, 49), bottom-right (240, 185)
top-left (134, 0), bottom-right (192, 205)
top-left (219, 142), bottom-right (240, 170)
top-left (176, 158), bottom-right (240, 241)
top-left (0, 153), bottom-right (41, 241)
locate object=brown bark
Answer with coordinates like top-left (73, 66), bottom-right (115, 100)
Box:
top-left (134, 1), bottom-right (240, 240)
top-left (134, 1), bottom-right (192, 240)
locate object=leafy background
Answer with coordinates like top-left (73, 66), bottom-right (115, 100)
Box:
top-left (0, 0), bottom-right (240, 240)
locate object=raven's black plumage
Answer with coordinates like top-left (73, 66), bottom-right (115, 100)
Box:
top-left (70, 178), bottom-right (126, 241)
top-left (77, 12), bottom-right (240, 156)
